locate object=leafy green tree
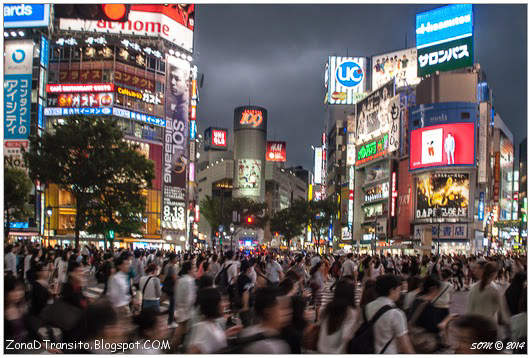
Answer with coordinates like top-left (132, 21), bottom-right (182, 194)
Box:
top-left (270, 198), bottom-right (308, 251)
top-left (307, 196), bottom-right (338, 250)
top-left (24, 116), bottom-right (153, 248)
top-left (4, 166), bottom-right (33, 239)
top-left (86, 141), bottom-right (154, 249)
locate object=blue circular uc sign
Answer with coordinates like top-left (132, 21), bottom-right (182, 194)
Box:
top-left (336, 61), bottom-right (363, 88)
top-left (12, 49), bottom-right (25, 63)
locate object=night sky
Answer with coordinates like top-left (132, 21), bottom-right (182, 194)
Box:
top-left (194, 4), bottom-right (527, 170)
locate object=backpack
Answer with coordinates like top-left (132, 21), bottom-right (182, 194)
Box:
top-left (217, 333), bottom-right (277, 353)
top-left (215, 263), bottom-right (233, 293)
top-left (347, 305), bottom-right (394, 354)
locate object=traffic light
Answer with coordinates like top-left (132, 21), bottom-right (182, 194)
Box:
top-left (54, 4), bottom-right (131, 22)
top-left (245, 216), bottom-right (254, 225)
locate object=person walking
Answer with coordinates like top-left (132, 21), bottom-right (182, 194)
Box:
top-left (106, 254), bottom-right (132, 319)
top-left (139, 263), bottom-right (161, 312)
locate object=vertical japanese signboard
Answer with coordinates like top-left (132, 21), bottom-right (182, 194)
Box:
top-left (161, 56), bottom-right (190, 237)
top-left (4, 40), bottom-right (34, 140)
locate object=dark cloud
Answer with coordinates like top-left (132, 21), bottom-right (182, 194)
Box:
top-left (195, 4), bottom-right (527, 169)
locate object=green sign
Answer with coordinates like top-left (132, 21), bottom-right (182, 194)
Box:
top-left (356, 134), bottom-right (389, 165)
top-left (417, 36), bottom-right (473, 77)
top-left (108, 230), bottom-right (115, 239)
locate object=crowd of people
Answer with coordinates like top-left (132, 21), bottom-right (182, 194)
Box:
top-left (4, 240), bottom-right (528, 354)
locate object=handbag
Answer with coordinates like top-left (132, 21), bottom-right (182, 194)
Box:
top-left (407, 300), bottom-right (439, 353)
top-left (140, 276), bottom-right (154, 311)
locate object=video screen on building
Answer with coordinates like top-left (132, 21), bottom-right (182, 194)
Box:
top-left (266, 141), bottom-right (287, 162)
top-left (416, 172), bottom-right (469, 219)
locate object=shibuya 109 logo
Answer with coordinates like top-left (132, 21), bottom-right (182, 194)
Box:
top-left (336, 61), bottom-right (364, 88)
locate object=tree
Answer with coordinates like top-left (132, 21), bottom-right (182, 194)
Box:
top-left (199, 195), bottom-right (225, 241)
top-left (24, 116), bottom-right (153, 248)
top-left (270, 198), bottom-right (308, 251)
top-left (307, 196), bottom-right (338, 251)
top-left (85, 141), bottom-right (154, 249)
top-left (4, 166), bottom-right (33, 239)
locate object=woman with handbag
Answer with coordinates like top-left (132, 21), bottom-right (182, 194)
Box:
top-left (139, 263), bottom-right (161, 312)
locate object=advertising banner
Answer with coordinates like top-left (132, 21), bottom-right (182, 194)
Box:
top-left (4, 4), bottom-right (50, 28)
top-left (417, 36), bottom-right (474, 77)
top-left (396, 159), bottom-right (413, 236)
top-left (48, 92), bottom-right (114, 108)
top-left (4, 40), bottom-right (34, 140)
top-left (364, 182), bottom-right (389, 203)
top-left (410, 122), bottom-right (475, 170)
top-left (161, 56), bottom-right (190, 234)
top-left (46, 83), bottom-right (115, 93)
top-left (4, 140), bottom-right (29, 171)
top-left (204, 127), bottom-right (228, 150)
top-left (355, 80), bottom-right (395, 145)
top-left (314, 147), bottom-right (323, 185)
top-left (348, 166), bottom-right (354, 226)
top-left (236, 159), bottom-right (262, 197)
top-left (416, 172), bottom-right (470, 219)
top-left (327, 56), bottom-right (368, 105)
top-left (478, 103), bottom-right (488, 183)
top-left (372, 48), bottom-right (420, 89)
top-left (356, 134), bottom-right (389, 166)
top-left (408, 102), bottom-right (477, 130)
top-left (112, 108), bottom-right (165, 127)
top-left (346, 144), bottom-right (356, 166)
top-left (416, 4), bottom-right (473, 49)
top-left (116, 86), bottom-right (162, 105)
top-left (59, 4), bottom-right (194, 52)
top-left (44, 107), bottom-right (112, 116)
top-left (388, 95), bottom-right (401, 153)
top-left (266, 141), bottom-right (287, 162)
top-left (40, 35), bottom-right (49, 68)
top-left (478, 192), bottom-right (485, 221)
top-left (493, 151), bottom-right (500, 203)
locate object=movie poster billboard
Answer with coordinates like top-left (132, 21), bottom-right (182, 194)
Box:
top-left (416, 173), bottom-right (470, 219)
top-left (236, 159), bottom-right (262, 197)
top-left (161, 56), bottom-right (190, 235)
top-left (372, 48), bottom-right (420, 89)
top-left (355, 80), bottom-right (395, 145)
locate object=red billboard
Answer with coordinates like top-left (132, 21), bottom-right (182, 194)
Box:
top-left (54, 93), bottom-right (114, 107)
top-left (409, 122), bottom-right (475, 170)
top-left (266, 141), bottom-right (287, 162)
top-left (212, 129), bottom-right (227, 148)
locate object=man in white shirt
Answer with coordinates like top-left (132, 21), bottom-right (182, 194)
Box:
top-left (5, 245), bottom-right (17, 278)
top-left (265, 256), bottom-right (283, 286)
top-left (107, 254), bottom-right (132, 318)
top-left (341, 253), bottom-right (357, 280)
top-left (365, 274), bottom-right (415, 354)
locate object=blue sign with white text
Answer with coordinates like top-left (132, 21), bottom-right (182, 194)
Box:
top-left (4, 4), bottom-right (50, 28)
top-left (10, 222), bottom-right (29, 229)
top-left (113, 107), bottom-right (166, 127)
top-left (478, 192), bottom-right (485, 221)
top-left (4, 74), bottom-right (32, 140)
top-left (416, 4), bottom-right (473, 49)
top-left (40, 35), bottom-right (49, 68)
top-left (336, 61), bottom-right (364, 88)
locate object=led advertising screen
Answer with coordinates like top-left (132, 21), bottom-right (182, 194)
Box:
top-left (266, 141), bottom-right (287, 162)
top-left (314, 147), bottom-right (323, 185)
top-left (355, 80), bottom-right (395, 146)
top-left (416, 172), bottom-right (469, 219)
top-left (409, 102), bottom-right (478, 131)
top-left (59, 5), bottom-right (194, 52)
top-left (364, 182), bottom-right (389, 203)
top-left (416, 4), bottom-right (473, 49)
top-left (417, 36), bottom-right (473, 76)
top-left (372, 48), bottom-right (420, 89)
top-left (409, 122), bottom-right (475, 170)
top-left (236, 159), bottom-right (262, 196)
top-left (234, 106), bottom-right (268, 132)
top-left (327, 56), bottom-right (368, 105)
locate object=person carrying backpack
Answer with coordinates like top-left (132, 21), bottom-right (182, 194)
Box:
top-left (348, 274), bottom-right (414, 354)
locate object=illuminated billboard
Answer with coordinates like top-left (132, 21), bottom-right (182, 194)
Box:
top-left (327, 56), bottom-right (368, 105)
top-left (204, 127), bottom-right (228, 151)
top-left (355, 80), bottom-right (395, 146)
top-left (266, 141), bottom-right (287, 162)
top-left (4, 4), bottom-right (50, 28)
top-left (234, 106), bottom-right (267, 132)
top-left (46, 83), bottom-right (114, 93)
top-left (416, 4), bottom-right (473, 49)
top-left (236, 159), bottom-right (262, 196)
top-left (364, 182), bottom-right (389, 203)
top-left (314, 147), bottom-right (323, 185)
top-left (48, 93), bottom-right (114, 108)
top-left (59, 4), bottom-right (194, 52)
top-left (416, 172), bottom-right (469, 219)
top-left (372, 48), bottom-right (420, 89)
top-left (417, 36), bottom-right (473, 76)
top-left (409, 102), bottom-right (478, 130)
top-left (356, 134), bottom-right (389, 166)
top-left (409, 122), bottom-right (475, 170)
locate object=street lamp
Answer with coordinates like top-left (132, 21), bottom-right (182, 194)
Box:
top-left (46, 206), bottom-right (53, 247)
top-left (229, 223), bottom-right (235, 252)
